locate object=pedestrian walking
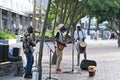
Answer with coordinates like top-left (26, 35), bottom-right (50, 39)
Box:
top-left (93, 29), bottom-right (98, 40)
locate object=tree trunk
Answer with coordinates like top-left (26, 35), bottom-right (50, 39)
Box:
top-left (39, 0), bottom-right (42, 31)
top-left (87, 18), bottom-right (91, 35)
top-left (51, 0), bottom-right (59, 65)
top-left (38, 0), bottom-right (52, 80)
top-left (32, 0), bottom-right (36, 41)
top-left (96, 20), bottom-right (99, 30)
top-left (118, 34), bottom-right (120, 47)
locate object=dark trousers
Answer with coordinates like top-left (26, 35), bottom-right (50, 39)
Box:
top-left (25, 53), bottom-right (34, 74)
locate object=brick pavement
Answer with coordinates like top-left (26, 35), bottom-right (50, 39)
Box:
top-left (0, 39), bottom-right (120, 80)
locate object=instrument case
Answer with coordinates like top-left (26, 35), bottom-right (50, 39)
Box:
top-left (80, 59), bottom-right (97, 70)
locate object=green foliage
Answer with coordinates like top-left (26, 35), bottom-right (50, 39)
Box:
top-left (0, 31), bottom-right (16, 39)
top-left (47, 0), bottom-right (87, 26)
top-left (86, 0), bottom-right (120, 22)
top-left (45, 29), bottom-right (52, 37)
top-left (44, 28), bottom-right (58, 38)
top-left (85, 0), bottom-right (120, 35)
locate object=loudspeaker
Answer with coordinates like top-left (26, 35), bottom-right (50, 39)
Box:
top-left (0, 44), bottom-right (3, 62)
top-left (13, 47), bottom-right (20, 57)
top-left (3, 44), bottom-right (9, 62)
top-left (0, 44), bottom-right (9, 62)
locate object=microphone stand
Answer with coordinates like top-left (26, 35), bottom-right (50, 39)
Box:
top-left (63, 40), bottom-right (81, 74)
top-left (45, 42), bottom-right (58, 80)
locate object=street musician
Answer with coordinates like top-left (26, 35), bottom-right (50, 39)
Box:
top-left (55, 23), bottom-right (66, 73)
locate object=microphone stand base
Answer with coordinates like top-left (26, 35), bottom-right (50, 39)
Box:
top-left (63, 70), bottom-right (81, 74)
top-left (45, 77), bottom-right (59, 80)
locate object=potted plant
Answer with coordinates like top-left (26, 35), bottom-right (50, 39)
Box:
top-left (0, 31), bottom-right (16, 44)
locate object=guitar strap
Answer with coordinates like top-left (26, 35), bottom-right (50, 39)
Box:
top-left (81, 30), bottom-right (84, 38)
top-left (77, 30), bottom-right (80, 40)
top-left (57, 31), bottom-right (65, 50)
top-left (81, 30), bottom-right (85, 42)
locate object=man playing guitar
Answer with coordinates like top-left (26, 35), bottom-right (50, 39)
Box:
top-left (55, 23), bottom-right (66, 73)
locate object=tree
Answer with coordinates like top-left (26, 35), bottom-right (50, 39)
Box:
top-left (85, 0), bottom-right (120, 47)
top-left (32, 0), bottom-right (36, 41)
top-left (38, 0), bottom-right (52, 80)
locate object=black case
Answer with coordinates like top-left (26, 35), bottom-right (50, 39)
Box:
top-left (80, 59), bottom-right (97, 70)
top-left (7, 55), bottom-right (22, 62)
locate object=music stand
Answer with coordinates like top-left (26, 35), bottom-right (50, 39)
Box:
top-left (45, 42), bottom-right (58, 80)
top-left (63, 40), bottom-right (81, 74)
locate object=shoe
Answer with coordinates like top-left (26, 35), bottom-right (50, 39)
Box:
top-left (29, 72), bottom-right (32, 77)
top-left (56, 68), bottom-right (62, 73)
top-left (24, 74), bottom-right (32, 79)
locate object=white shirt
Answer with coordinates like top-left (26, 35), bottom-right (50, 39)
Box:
top-left (74, 29), bottom-right (86, 43)
top-left (58, 30), bottom-right (63, 42)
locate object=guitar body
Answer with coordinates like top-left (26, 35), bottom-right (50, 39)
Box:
top-left (57, 41), bottom-right (66, 50)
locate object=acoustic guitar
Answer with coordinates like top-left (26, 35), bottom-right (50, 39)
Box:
top-left (57, 40), bottom-right (67, 50)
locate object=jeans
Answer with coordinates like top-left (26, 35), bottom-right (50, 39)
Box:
top-left (25, 52), bottom-right (34, 74)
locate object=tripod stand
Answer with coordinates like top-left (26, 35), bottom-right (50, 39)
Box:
top-left (63, 41), bottom-right (81, 74)
top-left (45, 42), bottom-right (58, 80)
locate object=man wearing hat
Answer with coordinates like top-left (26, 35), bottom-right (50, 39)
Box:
top-left (55, 23), bottom-right (66, 73)
top-left (74, 23), bottom-right (87, 66)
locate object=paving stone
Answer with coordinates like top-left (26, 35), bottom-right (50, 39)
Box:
top-left (1, 39), bottom-right (120, 80)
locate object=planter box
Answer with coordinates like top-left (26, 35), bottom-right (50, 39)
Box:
top-left (0, 39), bottom-right (16, 44)
top-left (0, 61), bottom-right (23, 77)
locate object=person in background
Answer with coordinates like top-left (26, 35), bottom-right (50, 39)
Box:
top-left (55, 23), bottom-right (66, 73)
top-left (22, 26), bottom-right (36, 78)
top-left (93, 29), bottom-right (98, 40)
top-left (74, 23), bottom-right (87, 66)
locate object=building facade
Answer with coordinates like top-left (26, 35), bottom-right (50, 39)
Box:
top-left (0, 0), bottom-right (33, 33)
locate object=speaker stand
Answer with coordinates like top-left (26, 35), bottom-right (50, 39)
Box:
top-left (63, 41), bottom-right (81, 74)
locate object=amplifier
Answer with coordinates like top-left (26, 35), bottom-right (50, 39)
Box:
top-left (13, 47), bottom-right (20, 57)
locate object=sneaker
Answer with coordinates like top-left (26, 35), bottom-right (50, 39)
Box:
top-left (29, 72), bottom-right (32, 77)
top-left (56, 68), bottom-right (62, 73)
top-left (24, 74), bottom-right (32, 79)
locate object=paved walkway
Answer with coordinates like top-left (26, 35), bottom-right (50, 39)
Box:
top-left (0, 39), bottom-right (120, 80)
